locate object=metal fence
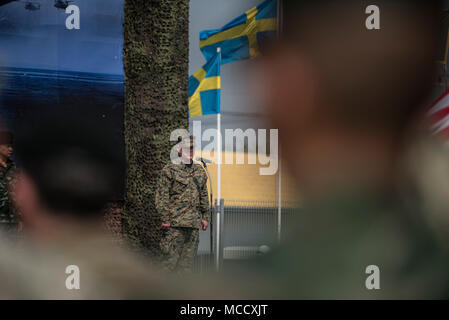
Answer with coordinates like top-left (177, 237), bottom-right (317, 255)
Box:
top-left (194, 200), bottom-right (299, 273)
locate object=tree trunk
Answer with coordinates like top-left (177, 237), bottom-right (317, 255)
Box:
top-left (123, 0), bottom-right (189, 256)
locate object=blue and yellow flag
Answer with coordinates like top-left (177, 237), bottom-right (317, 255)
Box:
top-left (200, 0), bottom-right (277, 65)
top-left (188, 52), bottom-right (221, 117)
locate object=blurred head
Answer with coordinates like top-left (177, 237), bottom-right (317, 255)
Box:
top-left (0, 131), bottom-right (13, 161)
top-left (258, 0), bottom-right (441, 194)
top-left (177, 135), bottom-right (195, 163)
top-left (13, 115), bottom-right (124, 240)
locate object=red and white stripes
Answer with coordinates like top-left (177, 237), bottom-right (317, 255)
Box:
top-left (429, 88), bottom-right (449, 141)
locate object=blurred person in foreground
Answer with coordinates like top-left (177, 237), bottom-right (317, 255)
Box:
top-left (218, 0), bottom-right (449, 299)
top-left (0, 130), bottom-right (19, 239)
top-left (0, 115), bottom-right (188, 299)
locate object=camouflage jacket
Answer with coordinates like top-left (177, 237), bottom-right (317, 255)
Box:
top-left (155, 162), bottom-right (210, 228)
top-left (0, 159), bottom-right (17, 225)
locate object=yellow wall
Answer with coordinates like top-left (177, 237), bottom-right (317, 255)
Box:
top-left (195, 151), bottom-right (300, 207)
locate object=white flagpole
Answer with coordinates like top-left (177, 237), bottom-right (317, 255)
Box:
top-left (217, 112), bottom-right (221, 202)
top-left (215, 47), bottom-right (222, 272)
top-left (216, 47), bottom-right (222, 203)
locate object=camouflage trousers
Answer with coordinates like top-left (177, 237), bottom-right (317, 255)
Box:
top-left (160, 227), bottom-right (199, 274)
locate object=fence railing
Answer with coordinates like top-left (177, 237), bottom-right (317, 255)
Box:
top-left (194, 199), bottom-right (299, 273)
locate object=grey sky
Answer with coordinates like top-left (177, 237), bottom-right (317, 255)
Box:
top-left (189, 0), bottom-right (270, 140)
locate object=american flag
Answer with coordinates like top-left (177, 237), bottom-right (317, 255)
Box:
top-left (429, 87), bottom-right (449, 141)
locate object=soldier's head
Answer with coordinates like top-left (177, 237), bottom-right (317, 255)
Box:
top-left (0, 131), bottom-right (13, 161)
top-left (176, 135), bottom-right (195, 164)
top-left (257, 0), bottom-right (441, 196)
top-left (13, 114), bottom-right (124, 240)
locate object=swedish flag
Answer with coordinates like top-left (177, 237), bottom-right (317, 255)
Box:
top-left (188, 52), bottom-right (221, 118)
top-left (200, 0), bottom-right (277, 65)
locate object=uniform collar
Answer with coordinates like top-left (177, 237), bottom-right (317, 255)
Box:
top-left (181, 160), bottom-right (193, 168)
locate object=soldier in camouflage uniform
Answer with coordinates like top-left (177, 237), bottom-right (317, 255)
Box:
top-left (0, 131), bottom-right (18, 238)
top-left (156, 136), bottom-right (210, 274)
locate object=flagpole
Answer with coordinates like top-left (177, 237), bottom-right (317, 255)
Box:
top-left (216, 47), bottom-right (222, 204)
top-left (217, 114), bottom-right (221, 203)
top-left (215, 47), bottom-right (222, 272)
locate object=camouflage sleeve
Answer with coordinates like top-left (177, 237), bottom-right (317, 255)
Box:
top-left (155, 166), bottom-right (172, 224)
top-left (0, 179), bottom-right (9, 215)
top-left (6, 165), bottom-right (19, 222)
top-left (0, 163), bottom-right (19, 224)
top-left (199, 171), bottom-right (210, 222)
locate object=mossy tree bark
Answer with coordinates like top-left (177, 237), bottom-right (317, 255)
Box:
top-left (123, 0), bottom-right (189, 255)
